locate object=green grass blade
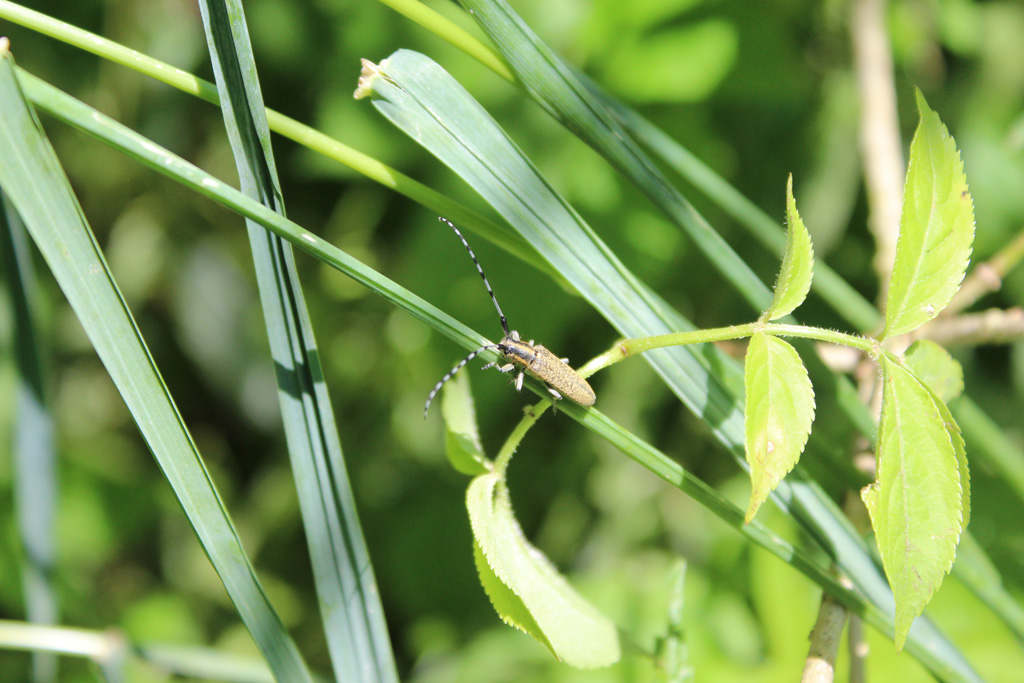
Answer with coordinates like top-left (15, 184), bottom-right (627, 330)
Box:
top-left (0, 0), bottom-right (559, 285)
top-left (0, 45), bottom-right (313, 683)
top-left (333, 0), bottom-right (881, 330)
top-left (197, 2), bottom-right (398, 680)
top-left (588, 88), bottom-right (882, 332)
top-left (359, 50), bottom-right (980, 682)
top-left (458, 0), bottom-right (773, 314)
top-left (1, 195), bottom-right (59, 683)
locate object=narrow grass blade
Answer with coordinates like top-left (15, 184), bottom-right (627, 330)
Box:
top-left (600, 98), bottom-right (880, 331)
top-left (198, 3), bottom-right (397, 680)
top-left (1, 195), bottom-right (59, 683)
top-left (459, 0), bottom-right (773, 313)
top-left (0, 0), bottom-right (557, 285)
top-left (0, 44), bottom-right (312, 683)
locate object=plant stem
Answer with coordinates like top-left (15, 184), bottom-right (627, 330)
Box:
top-left (493, 402), bottom-right (550, 476)
top-left (579, 322), bottom-right (880, 379)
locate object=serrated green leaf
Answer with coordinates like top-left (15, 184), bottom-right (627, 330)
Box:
top-left (901, 342), bottom-right (970, 528)
top-left (743, 333), bottom-right (815, 523)
top-left (904, 340), bottom-right (964, 403)
top-left (472, 541), bottom-right (549, 646)
top-left (763, 175), bottom-right (814, 321)
top-left (441, 372), bottom-right (491, 475)
top-left (467, 472), bottom-right (620, 668)
top-left (882, 90), bottom-right (975, 338)
top-left (861, 358), bottom-right (964, 650)
top-left (933, 391), bottom-right (971, 531)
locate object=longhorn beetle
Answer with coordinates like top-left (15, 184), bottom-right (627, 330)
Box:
top-left (423, 217), bottom-right (596, 417)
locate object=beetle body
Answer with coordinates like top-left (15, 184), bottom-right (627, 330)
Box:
top-left (423, 218), bottom-right (596, 417)
top-left (487, 331), bottom-right (596, 406)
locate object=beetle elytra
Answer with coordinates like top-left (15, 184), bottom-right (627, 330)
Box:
top-left (423, 218), bottom-right (596, 417)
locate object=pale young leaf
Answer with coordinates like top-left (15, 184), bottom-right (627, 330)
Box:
top-left (882, 90), bottom-right (975, 338)
top-left (860, 357), bottom-right (964, 650)
top-left (763, 174), bottom-right (814, 321)
top-left (744, 333), bottom-right (815, 522)
top-left (467, 472), bottom-right (620, 667)
top-left (441, 371), bottom-right (491, 475)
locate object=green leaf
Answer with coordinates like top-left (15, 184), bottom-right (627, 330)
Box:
top-left (904, 340), bottom-right (965, 403)
top-left (763, 174), bottom-right (814, 321)
top-left (882, 90), bottom-right (975, 338)
top-left (934, 390), bottom-right (971, 531)
top-left (472, 540), bottom-right (549, 648)
top-left (441, 372), bottom-right (492, 475)
top-left (744, 333), bottom-right (815, 522)
top-left (467, 472), bottom-right (620, 668)
top-left (861, 357), bottom-right (964, 650)
top-left (901, 341), bottom-right (970, 529)
top-left (0, 45), bottom-right (313, 682)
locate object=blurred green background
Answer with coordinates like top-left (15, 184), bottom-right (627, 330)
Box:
top-left (2, 0), bottom-right (1024, 680)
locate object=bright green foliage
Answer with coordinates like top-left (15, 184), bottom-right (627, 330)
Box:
top-left (882, 90), bottom-right (975, 339)
top-left (743, 333), bottom-right (815, 523)
top-left (762, 174), bottom-right (814, 322)
top-left (933, 391), bottom-right (971, 530)
top-left (904, 339), bottom-right (965, 403)
top-left (861, 358), bottom-right (964, 650)
top-left (472, 540), bottom-right (548, 648)
top-left (467, 472), bottom-right (620, 668)
top-left (441, 373), bottom-right (491, 476)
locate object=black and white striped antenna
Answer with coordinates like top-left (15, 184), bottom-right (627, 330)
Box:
top-left (423, 217), bottom-right (509, 417)
top-left (438, 217), bottom-right (510, 337)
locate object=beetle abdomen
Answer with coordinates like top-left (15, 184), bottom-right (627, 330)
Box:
top-left (526, 345), bottom-right (596, 406)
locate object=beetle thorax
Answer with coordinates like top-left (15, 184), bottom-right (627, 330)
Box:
top-left (499, 332), bottom-right (537, 366)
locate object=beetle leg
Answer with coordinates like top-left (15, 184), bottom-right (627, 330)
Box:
top-left (547, 388), bottom-right (562, 400)
top-left (560, 357), bottom-right (569, 363)
top-left (482, 362), bottom-right (515, 374)
top-left (515, 371), bottom-right (525, 392)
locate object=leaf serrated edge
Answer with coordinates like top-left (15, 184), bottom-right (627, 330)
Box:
top-left (763, 174), bottom-right (814, 321)
top-left (744, 333), bottom-right (815, 522)
top-left (864, 358), bottom-right (965, 649)
top-left (882, 90), bottom-right (974, 338)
